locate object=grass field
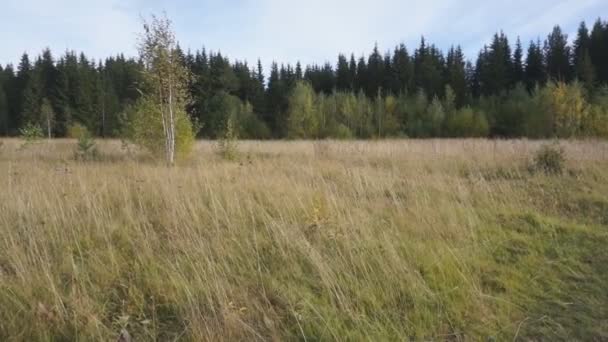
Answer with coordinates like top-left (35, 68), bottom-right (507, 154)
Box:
top-left (0, 138), bottom-right (607, 341)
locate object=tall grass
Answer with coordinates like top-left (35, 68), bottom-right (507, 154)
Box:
top-left (0, 138), bottom-right (607, 340)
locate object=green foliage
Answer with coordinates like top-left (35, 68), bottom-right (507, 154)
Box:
top-left (492, 83), bottom-right (530, 137)
top-left (136, 14), bottom-right (196, 165)
top-left (201, 92), bottom-right (260, 139)
top-left (446, 106), bottom-right (489, 137)
top-left (19, 122), bottom-right (43, 147)
top-left (216, 114), bottom-right (239, 160)
top-left (67, 122), bottom-right (89, 139)
top-left (583, 87), bottom-right (608, 137)
top-left (287, 81), bottom-right (319, 139)
top-left (374, 93), bottom-right (401, 137)
top-left (73, 127), bottom-right (99, 161)
top-left (582, 105), bottom-right (608, 137)
top-left (425, 97), bottom-right (445, 136)
top-left (0, 82), bottom-right (8, 135)
top-left (533, 142), bottom-right (566, 175)
top-left (548, 81), bottom-right (589, 137)
top-left (123, 96), bottom-right (196, 161)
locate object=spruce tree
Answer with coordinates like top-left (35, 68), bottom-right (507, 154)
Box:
top-left (477, 32), bottom-right (512, 95)
top-left (266, 62), bottom-right (284, 136)
top-left (366, 44), bottom-right (384, 97)
top-left (336, 54), bottom-right (351, 91)
top-left (544, 26), bottom-right (572, 82)
top-left (589, 19), bottom-right (607, 84)
top-left (572, 21), bottom-right (595, 89)
top-left (348, 54), bottom-right (357, 90)
top-left (0, 67), bottom-right (8, 135)
top-left (446, 46), bottom-right (467, 107)
top-left (392, 44), bottom-right (413, 95)
top-left (21, 69), bottom-right (42, 127)
top-left (574, 21), bottom-right (591, 64)
top-left (355, 56), bottom-right (367, 93)
top-left (512, 38), bottom-right (525, 86)
top-left (295, 62), bottom-right (303, 81)
top-left (525, 39), bottom-right (546, 91)
top-left (2, 64), bottom-right (19, 135)
top-left (382, 53), bottom-right (395, 94)
top-left (414, 37), bottom-right (445, 99)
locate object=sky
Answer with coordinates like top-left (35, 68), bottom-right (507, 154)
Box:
top-left (0, 0), bottom-right (606, 72)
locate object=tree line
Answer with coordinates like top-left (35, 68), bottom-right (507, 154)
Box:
top-left (0, 18), bottom-right (607, 139)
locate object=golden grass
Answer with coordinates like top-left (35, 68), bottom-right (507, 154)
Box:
top-left (0, 138), bottom-right (607, 340)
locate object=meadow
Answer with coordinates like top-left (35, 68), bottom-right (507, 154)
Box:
top-left (0, 138), bottom-right (607, 341)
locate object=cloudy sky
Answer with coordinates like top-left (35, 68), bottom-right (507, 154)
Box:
top-left (0, 0), bottom-right (605, 70)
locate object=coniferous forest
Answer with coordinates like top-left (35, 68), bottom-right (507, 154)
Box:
top-left (1, 18), bottom-right (608, 139)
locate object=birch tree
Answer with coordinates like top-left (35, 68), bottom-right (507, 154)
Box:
top-left (40, 98), bottom-right (55, 139)
top-left (136, 14), bottom-right (194, 166)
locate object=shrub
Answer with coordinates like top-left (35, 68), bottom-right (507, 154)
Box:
top-left (73, 128), bottom-right (99, 161)
top-left (582, 105), bottom-right (608, 138)
top-left (18, 123), bottom-right (44, 149)
top-left (533, 143), bottom-right (565, 175)
top-left (216, 115), bottom-right (239, 161)
top-left (445, 107), bottom-right (490, 137)
top-left (123, 97), bottom-right (197, 162)
top-left (67, 123), bottom-right (89, 139)
top-left (332, 123), bottom-right (354, 140)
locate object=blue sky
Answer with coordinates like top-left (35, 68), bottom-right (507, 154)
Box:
top-left (1, 0), bottom-right (606, 71)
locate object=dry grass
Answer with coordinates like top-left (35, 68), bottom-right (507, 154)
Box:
top-left (0, 138), bottom-right (607, 341)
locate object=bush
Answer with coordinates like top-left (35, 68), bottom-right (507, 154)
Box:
top-left (73, 128), bottom-right (99, 161)
top-left (123, 97), bottom-right (197, 161)
top-left (216, 116), bottom-right (239, 161)
top-left (18, 123), bottom-right (44, 149)
top-left (67, 123), bottom-right (89, 139)
top-left (533, 143), bottom-right (565, 175)
top-left (445, 107), bottom-right (490, 137)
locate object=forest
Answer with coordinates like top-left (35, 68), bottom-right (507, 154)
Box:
top-left (0, 18), bottom-right (607, 139)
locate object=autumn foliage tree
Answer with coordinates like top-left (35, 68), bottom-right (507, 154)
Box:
top-left (130, 14), bottom-right (196, 165)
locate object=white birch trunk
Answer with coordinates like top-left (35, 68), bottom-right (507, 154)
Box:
top-left (167, 71), bottom-right (176, 166)
top-left (47, 112), bottom-right (51, 140)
